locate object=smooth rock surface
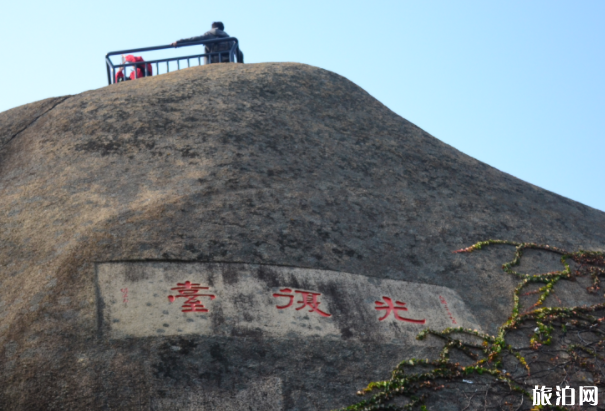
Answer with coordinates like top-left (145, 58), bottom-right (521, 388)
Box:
top-left (1, 62), bottom-right (604, 410)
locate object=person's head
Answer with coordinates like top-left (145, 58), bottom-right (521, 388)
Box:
top-left (211, 22), bottom-right (224, 31)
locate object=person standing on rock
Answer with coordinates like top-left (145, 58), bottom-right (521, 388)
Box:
top-left (171, 21), bottom-right (244, 64)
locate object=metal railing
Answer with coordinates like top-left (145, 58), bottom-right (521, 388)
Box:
top-left (105, 37), bottom-right (240, 85)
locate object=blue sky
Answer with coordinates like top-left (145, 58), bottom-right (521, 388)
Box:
top-left (2, 1), bottom-right (604, 211)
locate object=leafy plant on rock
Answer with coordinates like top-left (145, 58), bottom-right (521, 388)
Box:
top-left (339, 240), bottom-right (605, 411)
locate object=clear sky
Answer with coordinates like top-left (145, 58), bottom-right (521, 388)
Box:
top-left (2, 1), bottom-right (604, 212)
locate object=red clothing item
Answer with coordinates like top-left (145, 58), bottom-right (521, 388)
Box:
top-left (115, 55), bottom-right (153, 83)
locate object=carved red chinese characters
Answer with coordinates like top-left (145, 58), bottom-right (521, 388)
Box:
top-left (439, 295), bottom-right (457, 325)
top-left (120, 288), bottom-right (128, 304)
top-left (168, 281), bottom-right (216, 313)
top-left (272, 288), bottom-right (332, 317)
top-left (374, 296), bottom-right (425, 323)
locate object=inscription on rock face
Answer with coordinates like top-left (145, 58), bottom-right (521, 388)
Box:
top-left (95, 263), bottom-right (480, 344)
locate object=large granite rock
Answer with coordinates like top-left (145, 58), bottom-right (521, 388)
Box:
top-left (0, 62), bottom-right (603, 410)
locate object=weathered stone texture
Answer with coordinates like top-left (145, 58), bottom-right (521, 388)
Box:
top-left (0, 62), bottom-right (604, 410)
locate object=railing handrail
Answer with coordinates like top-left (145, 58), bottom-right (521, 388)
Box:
top-left (107, 52), bottom-right (219, 69)
top-left (105, 37), bottom-right (239, 58)
top-left (105, 37), bottom-right (239, 85)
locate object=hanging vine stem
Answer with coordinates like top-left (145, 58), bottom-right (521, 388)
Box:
top-left (337, 240), bottom-right (605, 411)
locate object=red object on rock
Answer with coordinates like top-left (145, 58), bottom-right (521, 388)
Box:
top-left (115, 54), bottom-right (153, 83)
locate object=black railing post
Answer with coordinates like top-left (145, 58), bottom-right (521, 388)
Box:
top-left (106, 59), bottom-right (111, 84)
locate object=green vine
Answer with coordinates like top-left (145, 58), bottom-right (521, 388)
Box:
top-left (338, 240), bottom-right (605, 411)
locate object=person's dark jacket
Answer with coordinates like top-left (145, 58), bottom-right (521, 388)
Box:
top-left (176, 28), bottom-right (243, 64)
